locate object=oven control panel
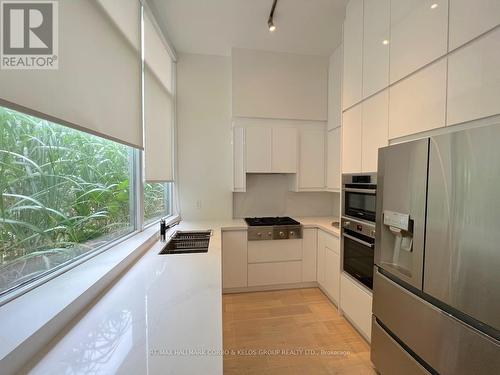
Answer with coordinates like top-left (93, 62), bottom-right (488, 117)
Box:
top-left (341, 217), bottom-right (375, 239)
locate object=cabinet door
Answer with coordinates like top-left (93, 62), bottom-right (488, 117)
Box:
top-left (328, 46), bottom-right (342, 130)
top-left (299, 129), bottom-right (325, 189)
top-left (246, 127), bottom-right (271, 173)
top-left (449, 0), bottom-right (500, 50)
top-left (447, 28), bottom-right (500, 126)
top-left (272, 127), bottom-right (297, 173)
top-left (389, 59), bottom-right (447, 139)
top-left (233, 127), bottom-right (246, 192)
top-left (342, 0), bottom-right (364, 109)
top-left (302, 228), bottom-right (317, 282)
top-left (362, 89), bottom-right (388, 172)
top-left (222, 231), bottom-right (247, 289)
top-left (340, 273), bottom-right (373, 341)
top-left (390, 0), bottom-right (448, 83)
top-left (327, 128), bottom-right (341, 190)
top-left (325, 247), bottom-right (340, 304)
top-left (317, 231), bottom-right (326, 287)
top-left (362, 0), bottom-right (390, 98)
top-left (342, 104), bottom-right (362, 173)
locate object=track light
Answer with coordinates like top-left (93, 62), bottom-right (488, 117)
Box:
top-left (268, 0), bottom-right (278, 32)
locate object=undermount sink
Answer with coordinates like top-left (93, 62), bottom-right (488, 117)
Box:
top-left (159, 230), bottom-right (212, 255)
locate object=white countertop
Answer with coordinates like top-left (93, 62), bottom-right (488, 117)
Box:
top-left (23, 217), bottom-right (338, 375)
top-left (295, 216), bottom-right (340, 237)
top-left (24, 219), bottom-right (245, 375)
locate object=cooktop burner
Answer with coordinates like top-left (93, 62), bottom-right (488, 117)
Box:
top-left (245, 216), bottom-right (300, 226)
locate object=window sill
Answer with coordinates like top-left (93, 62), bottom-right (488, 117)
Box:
top-left (0, 224), bottom-right (161, 375)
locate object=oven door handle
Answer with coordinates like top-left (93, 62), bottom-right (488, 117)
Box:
top-left (343, 233), bottom-right (374, 249)
top-left (343, 188), bottom-right (376, 194)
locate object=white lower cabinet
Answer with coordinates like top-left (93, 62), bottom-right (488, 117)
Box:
top-left (302, 229), bottom-right (317, 282)
top-left (317, 230), bottom-right (340, 305)
top-left (222, 230), bottom-right (247, 289)
top-left (340, 272), bottom-right (373, 341)
top-left (248, 261), bottom-right (302, 287)
top-left (324, 247), bottom-right (340, 304)
top-left (248, 239), bottom-right (302, 263)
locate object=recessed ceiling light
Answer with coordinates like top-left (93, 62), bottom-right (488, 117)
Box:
top-left (430, 3), bottom-right (438, 9)
top-left (382, 39), bottom-right (389, 45)
top-left (268, 0), bottom-right (278, 32)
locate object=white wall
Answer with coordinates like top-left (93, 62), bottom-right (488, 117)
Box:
top-left (232, 48), bottom-right (329, 121)
top-left (177, 53), bottom-right (233, 220)
top-left (233, 174), bottom-right (340, 218)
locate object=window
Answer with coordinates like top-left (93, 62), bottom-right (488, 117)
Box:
top-left (0, 107), bottom-right (136, 296)
top-left (144, 182), bottom-right (172, 224)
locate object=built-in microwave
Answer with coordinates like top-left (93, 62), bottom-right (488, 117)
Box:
top-left (342, 173), bottom-right (377, 223)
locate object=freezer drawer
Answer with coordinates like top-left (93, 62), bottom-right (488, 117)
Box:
top-left (373, 268), bottom-right (500, 375)
top-left (371, 317), bottom-right (430, 375)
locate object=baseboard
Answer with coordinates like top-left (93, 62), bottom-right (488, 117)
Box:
top-left (223, 281), bottom-right (318, 294)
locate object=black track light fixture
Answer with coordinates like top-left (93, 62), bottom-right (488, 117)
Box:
top-left (268, 0), bottom-right (278, 32)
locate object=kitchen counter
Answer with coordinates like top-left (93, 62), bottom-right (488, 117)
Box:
top-left (22, 217), bottom-right (338, 375)
top-left (23, 219), bottom-right (246, 375)
top-left (295, 216), bottom-right (340, 237)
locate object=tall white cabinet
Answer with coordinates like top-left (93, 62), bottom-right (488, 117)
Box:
top-left (362, 0), bottom-right (390, 98)
top-left (448, 0), bottom-right (500, 51)
top-left (342, 0), bottom-right (364, 109)
top-left (389, 0), bottom-right (449, 84)
top-left (327, 128), bottom-right (341, 190)
top-left (298, 129), bottom-right (325, 189)
top-left (342, 105), bottom-right (362, 173)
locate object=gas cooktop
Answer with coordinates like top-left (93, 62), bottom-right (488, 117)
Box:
top-left (244, 216), bottom-right (301, 226)
top-left (245, 217), bottom-right (302, 241)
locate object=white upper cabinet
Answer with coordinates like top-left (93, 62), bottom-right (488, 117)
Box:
top-left (272, 128), bottom-right (298, 173)
top-left (327, 128), bottom-right (341, 190)
top-left (449, 0), bottom-right (500, 50)
top-left (389, 59), bottom-right (447, 139)
top-left (342, 104), bottom-right (362, 173)
top-left (362, 0), bottom-right (390, 98)
top-left (232, 48), bottom-right (328, 121)
top-left (299, 129), bottom-right (326, 189)
top-left (246, 127), bottom-right (272, 173)
top-left (362, 89), bottom-right (388, 172)
top-left (233, 127), bottom-right (246, 192)
top-left (328, 46), bottom-right (343, 130)
top-left (343, 0), bottom-right (364, 109)
top-left (245, 126), bottom-right (298, 173)
top-left (447, 29), bottom-right (500, 126)
top-left (390, 0), bottom-right (448, 84)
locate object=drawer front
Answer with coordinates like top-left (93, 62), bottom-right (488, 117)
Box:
top-left (248, 261), bottom-right (302, 286)
top-left (373, 269), bottom-right (500, 375)
top-left (371, 318), bottom-right (430, 375)
top-left (248, 239), bottom-right (302, 263)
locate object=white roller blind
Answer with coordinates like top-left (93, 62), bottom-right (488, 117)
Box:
top-left (0, 0), bottom-right (143, 148)
top-left (143, 11), bottom-right (174, 182)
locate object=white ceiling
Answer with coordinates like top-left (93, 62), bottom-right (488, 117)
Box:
top-left (150, 0), bottom-right (348, 57)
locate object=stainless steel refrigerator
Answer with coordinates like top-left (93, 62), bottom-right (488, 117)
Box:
top-left (371, 124), bottom-right (500, 374)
